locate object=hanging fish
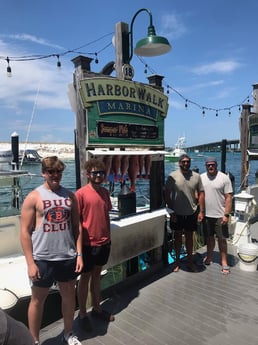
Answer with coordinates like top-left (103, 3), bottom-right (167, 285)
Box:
top-left (128, 155), bottom-right (139, 191)
top-left (111, 155), bottom-right (121, 182)
top-left (120, 155), bottom-right (129, 182)
top-left (102, 155), bottom-right (112, 182)
top-left (144, 155), bottom-right (152, 179)
top-left (138, 155), bottom-right (145, 179)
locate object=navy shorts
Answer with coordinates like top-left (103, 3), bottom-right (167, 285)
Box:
top-left (82, 242), bottom-right (111, 272)
top-left (204, 217), bottom-right (229, 239)
top-left (170, 211), bottom-right (198, 232)
top-left (33, 258), bottom-right (78, 288)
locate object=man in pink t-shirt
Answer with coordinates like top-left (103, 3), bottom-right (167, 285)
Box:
top-left (75, 158), bottom-right (114, 330)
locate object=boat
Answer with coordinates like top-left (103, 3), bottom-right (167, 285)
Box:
top-left (0, 146), bottom-right (58, 315)
top-left (165, 136), bottom-right (186, 162)
top-left (0, 147), bottom-right (42, 167)
top-left (19, 149), bottom-right (42, 165)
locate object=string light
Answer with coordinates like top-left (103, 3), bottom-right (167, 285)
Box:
top-left (95, 53), bottom-right (99, 64)
top-left (137, 55), bottom-right (251, 119)
top-left (56, 55), bottom-right (61, 68)
top-left (144, 64), bottom-right (148, 75)
top-left (6, 57), bottom-right (12, 77)
top-left (0, 32), bottom-right (252, 117)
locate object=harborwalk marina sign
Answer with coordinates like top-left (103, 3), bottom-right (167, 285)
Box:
top-left (79, 77), bottom-right (169, 147)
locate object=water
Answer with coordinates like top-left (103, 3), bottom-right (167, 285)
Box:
top-left (2, 152), bottom-right (258, 210)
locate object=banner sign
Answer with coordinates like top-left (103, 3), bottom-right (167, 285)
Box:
top-left (79, 77), bottom-right (169, 147)
top-left (249, 114), bottom-right (258, 148)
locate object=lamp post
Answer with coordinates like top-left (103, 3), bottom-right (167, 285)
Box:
top-left (115, 8), bottom-right (171, 80)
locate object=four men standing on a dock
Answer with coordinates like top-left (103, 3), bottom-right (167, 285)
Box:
top-left (19, 153), bottom-right (232, 344)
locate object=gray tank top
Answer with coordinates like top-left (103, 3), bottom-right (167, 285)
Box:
top-left (32, 185), bottom-right (77, 261)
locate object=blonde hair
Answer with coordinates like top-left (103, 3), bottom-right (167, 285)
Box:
top-left (41, 156), bottom-right (66, 172)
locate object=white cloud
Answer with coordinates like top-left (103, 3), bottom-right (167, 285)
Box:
top-left (160, 13), bottom-right (187, 40)
top-left (0, 34), bottom-right (64, 50)
top-left (0, 43), bottom-right (73, 113)
top-left (192, 60), bottom-right (242, 75)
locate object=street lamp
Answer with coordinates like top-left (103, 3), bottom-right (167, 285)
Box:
top-left (115, 8), bottom-right (171, 79)
top-left (130, 8), bottom-right (171, 60)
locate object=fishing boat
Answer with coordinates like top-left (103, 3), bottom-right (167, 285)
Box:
top-left (19, 149), bottom-right (42, 165)
top-left (165, 136), bottom-right (186, 162)
top-left (0, 145), bottom-right (61, 323)
top-left (0, 147), bottom-right (42, 166)
top-left (0, 149), bottom-right (33, 311)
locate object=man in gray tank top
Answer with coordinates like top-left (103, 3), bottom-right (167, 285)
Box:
top-left (20, 156), bottom-right (83, 345)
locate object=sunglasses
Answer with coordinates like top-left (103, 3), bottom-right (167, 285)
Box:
top-left (90, 171), bottom-right (105, 176)
top-left (206, 163), bottom-right (216, 167)
top-left (181, 160), bottom-right (190, 163)
top-left (46, 169), bottom-right (63, 175)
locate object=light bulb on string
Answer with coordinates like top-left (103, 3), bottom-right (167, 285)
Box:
top-left (95, 53), bottom-right (99, 64)
top-left (6, 57), bottom-right (12, 77)
top-left (144, 64), bottom-right (148, 75)
top-left (216, 110), bottom-right (218, 117)
top-left (56, 55), bottom-right (61, 68)
top-left (185, 99), bottom-right (188, 109)
top-left (166, 85), bottom-right (169, 95)
top-left (202, 108), bottom-right (205, 117)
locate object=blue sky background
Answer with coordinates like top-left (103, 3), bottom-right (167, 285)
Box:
top-left (0, 0), bottom-right (257, 147)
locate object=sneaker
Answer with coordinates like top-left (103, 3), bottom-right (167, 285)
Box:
top-left (63, 332), bottom-right (81, 345)
top-left (34, 342), bottom-right (40, 345)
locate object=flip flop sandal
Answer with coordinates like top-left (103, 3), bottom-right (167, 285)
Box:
top-left (221, 265), bottom-right (230, 274)
top-left (203, 257), bottom-right (212, 265)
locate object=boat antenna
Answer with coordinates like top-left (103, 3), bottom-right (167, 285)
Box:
top-left (20, 82), bottom-right (40, 168)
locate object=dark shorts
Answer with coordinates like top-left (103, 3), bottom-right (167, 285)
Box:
top-left (170, 211), bottom-right (198, 232)
top-left (33, 258), bottom-right (78, 288)
top-left (82, 242), bottom-right (111, 272)
top-left (203, 217), bottom-right (229, 239)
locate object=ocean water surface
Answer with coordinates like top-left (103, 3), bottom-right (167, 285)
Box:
top-left (2, 151), bottom-right (258, 209)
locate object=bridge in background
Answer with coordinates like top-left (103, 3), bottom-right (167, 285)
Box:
top-left (186, 139), bottom-right (240, 152)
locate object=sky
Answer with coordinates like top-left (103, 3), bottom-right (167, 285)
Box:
top-left (0, 0), bottom-right (257, 148)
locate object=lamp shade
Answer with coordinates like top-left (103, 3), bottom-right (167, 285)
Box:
top-left (134, 24), bottom-right (171, 57)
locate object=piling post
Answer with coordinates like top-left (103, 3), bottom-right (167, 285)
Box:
top-left (240, 104), bottom-right (252, 189)
top-left (221, 139), bottom-right (227, 173)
